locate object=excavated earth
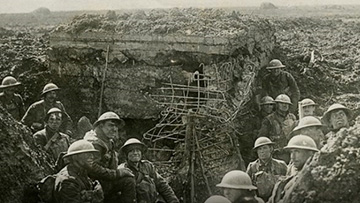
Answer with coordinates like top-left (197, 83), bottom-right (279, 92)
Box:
top-left (0, 7), bottom-right (360, 203)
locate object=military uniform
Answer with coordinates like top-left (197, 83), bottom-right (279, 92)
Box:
top-left (21, 99), bottom-right (72, 133)
top-left (119, 160), bottom-right (179, 203)
top-left (33, 126), bottom-right (70, 165)
top-left (258, 111), bottom-right (296, 147)
top-left (246, 158), bottom-right (287, 201)
top-left (84, 130), bottom-right (136, 203)
top-left (54, 164), bottom-right (103, 203)
top-left (258, 111), bottom-right (296, 163)
top-left (261, 70), bottom-right (300, 112)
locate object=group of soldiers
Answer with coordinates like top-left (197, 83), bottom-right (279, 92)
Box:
top-left (0, 58), bottom-right (353, 203)
top-left (203, 59), bottom-right (353, 203)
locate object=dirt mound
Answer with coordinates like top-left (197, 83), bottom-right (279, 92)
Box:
top-left (32, 7), bottom-right (51, 16)
top-left (260, 2), bottom-right (278, 10)
top-left (0, 106), bottom-right (52, 203)
top-left (53, 8), bottom-right (270, 36)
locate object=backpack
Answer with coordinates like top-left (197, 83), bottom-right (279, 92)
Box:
top-left (37, 175), bottom-right (57, 203)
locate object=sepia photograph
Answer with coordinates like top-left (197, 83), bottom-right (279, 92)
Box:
top-left (0, 0), bottom-right (359, 202)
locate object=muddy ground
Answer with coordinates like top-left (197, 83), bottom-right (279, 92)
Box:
top-left (1, 5), bottom-right (360, 203)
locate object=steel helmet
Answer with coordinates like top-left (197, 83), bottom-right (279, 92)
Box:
top-left (322, 103), bottom-right (352, 126)
top-left (0, 76), bottom-right (21, 89)
top-left (121, 138), bottom-right (147, 154)
top-left (42, 83), bottom-right (60, 95)
top-left (44, 107), bottom-right (62, 121)
top-left (266, 59), bottom-right (285, 70)
top-left (275, 94), bottom-right (292, 105)
top-left (301, 98), bottom-right (317, 107)
top-left (253, 137), bottom-right (274, 150)
top-left (63, 140), bottom-right (99, 158)
top-left (216, 170), bottom-right (257, 190)
top-left (204, 195), bottom-right (231, 203)
top-left (292, 116), bottom-right (322, 133)
top-left (93, 111), bottom-right (125, 128)
top-left (260, 96), bottom-right (275, 105)
top-left (284, 135), bottom-right (319, 152)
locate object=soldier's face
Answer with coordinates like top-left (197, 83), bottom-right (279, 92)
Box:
top-left (100, 120), bottom-right (118, 139)
top-left (278, 103), bottom-right (289, 112)
top-left (47, 113), bottom-right (62, 130)
top-left (128, 148), bottom-right (142, 163)
top-left (44, 91), bottom-right (57, 102)
top-left (4, 88), bottom-right (15, 95)
top-left (303, 105), bottom-right (316, 116)
top-left (257, 145), bottom-right (272, 161)
top-left (223, 188), bottom-right (242, 203)
top-left (290, 149), bottom-right (313, 170)
top-left (75, 153), bottom-right (96, 169)
top-left (270, 68), bottom-right (281, 77)
top-left (261, 104), bottom-right (274, 114)
top-left (330, 110), bottom-right (349, 130)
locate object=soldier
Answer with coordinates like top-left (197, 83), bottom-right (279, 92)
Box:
top-left (322, 103), bottom-right (352, 133)
top-left (289, 116), bottom-right (325, 148)
top-left (54, 139), bottom-right (103, 203)
top-left (259, 96), bottom-right (275, 119)
top-left (84, 111), bottom-right (136, 203)
top-left (0, 76), bottom-right (25, 120)
top-left (246, 137), bottom-right (287, 201)
top-left (33, 108), bottom-right (70, 170)
top-left (216, 170), bottom-right (264, 203)
top-left (299, 98), bottom-right (317, 117)
top-left (119, 138), bottom-right (179, 203)
top-left (259, 59), bottom-right (300, 113)
top-left (204, 195), bottom-right (231, 203)
top-left (257, 94), bottom-right (296, 163)
top-left (268, 135), bottom-right (319, 203)
top-left (21, 83), bottom-right (73, 134)
top-left (287, 116), bottom-right (325, 176)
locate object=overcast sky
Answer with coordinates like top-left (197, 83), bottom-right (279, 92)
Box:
top-left (1, 0), bottom-right (359, 13)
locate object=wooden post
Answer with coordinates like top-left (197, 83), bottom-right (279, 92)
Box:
top-left (185, 111), bottom-right (195, 203)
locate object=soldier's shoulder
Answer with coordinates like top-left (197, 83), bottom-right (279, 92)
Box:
top-left (31, 100), bottom-right (44, 107)
top-left (33, 129), bottom-right (46, 137)
top-left (272, 158), bottom-right (287, 166)
top-left (59, 132), bottom-right (70, 139)
top-left (140, 159), bottom-right (153, 165)
top-left (84, 131), bottom-right (107, 148)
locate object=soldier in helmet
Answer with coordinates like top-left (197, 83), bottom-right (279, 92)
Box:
top-left (289, 116), bottom-right (325, 148)
top-left (299, 98), bottom-right (317, 118)
top-left (322, 103), bottom-right (352, 133)
top-left (0, 76), bottom-right (25, 120)
top-left (259, 59), bottom-right (300, 113)
top-left (33, 108), bottom-right (70, 171)
top-left (259, 96), bottom-right (275, 119)
top-left (216, 170), bottom-right (264, 203)
top-left (268, 135), bottom-right (319, 203)
top-left (54, 140), bottom-right (103, 203)
top-left (258, 94), bottom-right (296, 163)
top-left (21, 83), bottom-right (73, 134)
top-left (287, 116), bottom-right (325, 176)
top-left (84, 111), bottom-right (136, 203)
top-left (246, 137), bottom-right (287, 201)
top-left (118, 138), bottom-right (179, 203)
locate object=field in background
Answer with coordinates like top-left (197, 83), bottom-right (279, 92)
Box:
top-left (1, 5), bottom-right (360, 29)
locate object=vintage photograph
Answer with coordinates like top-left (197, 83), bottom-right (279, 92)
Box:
top-left (0, 0), bottom-right (359, 202)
